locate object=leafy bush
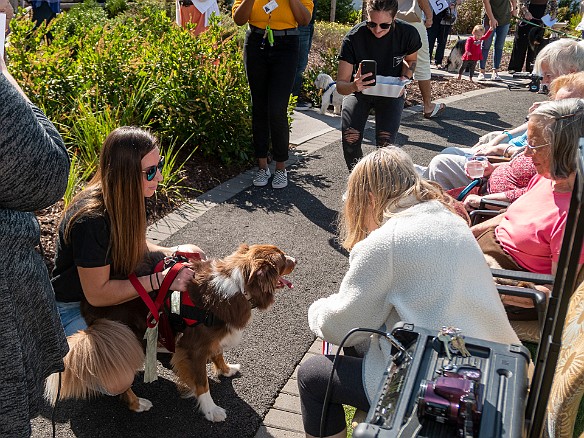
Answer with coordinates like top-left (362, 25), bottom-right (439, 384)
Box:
top-left (316, 0), bottom-right (357, 24)
top-left (105, 0), bottom-right (128, 18)
top-left (7, 0), bottom-right (252, 165)
top-left (452, 0), bottom-right (483, 35)
top-left (302, 20), bottom-right (350, 106)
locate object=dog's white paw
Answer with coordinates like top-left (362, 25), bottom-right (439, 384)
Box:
top-left (136, 397), bottom-right (153, 412)
top-left (198, 391), bottom-right (227, 422)
top-left (222, 363), bottom-right (241, 377)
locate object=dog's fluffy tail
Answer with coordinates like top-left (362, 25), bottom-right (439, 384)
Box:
top-left (45, 319), bottom-right (144, 404)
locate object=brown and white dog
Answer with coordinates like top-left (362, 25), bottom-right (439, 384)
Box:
top-left (45, 244), bottom-right (296, 422)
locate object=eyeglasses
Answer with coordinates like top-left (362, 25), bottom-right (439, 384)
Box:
top-left (142, 156), bottom-right (164, 181)
top-left (525, 143), bottom-right (550, 152)
top-left (366, 21), bottom-right (392, 29)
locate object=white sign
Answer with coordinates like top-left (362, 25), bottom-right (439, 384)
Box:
top-left (428, 0), bottom-right (450, 15)
top-left (0, 13), bottom-right (6, 60)
top-left (541, 14), bottom-right (557, 28)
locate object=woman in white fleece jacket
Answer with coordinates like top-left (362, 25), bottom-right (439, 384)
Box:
top-left (297, 147), bottom-right (520, 438)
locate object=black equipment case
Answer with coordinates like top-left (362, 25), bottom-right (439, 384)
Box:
top-left (352, 323), bottom-right (530, 438)
top-left (354, 139), bottom-right (584, 438)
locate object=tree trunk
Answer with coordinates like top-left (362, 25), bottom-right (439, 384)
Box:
top-left (330, 0), bottom-right (336, 21)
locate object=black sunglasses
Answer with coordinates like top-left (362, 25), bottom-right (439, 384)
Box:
top-left (366, 21), bottom-right (392, 29)
top-left (142, 156), bottom-right (164, 181)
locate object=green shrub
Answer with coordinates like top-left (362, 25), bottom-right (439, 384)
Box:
top-left (302, 21), bottom-right (350, 106)
top-left (105, 0), bottom-right (128, 18)
top-left (316, 0), bottom-right (357, 24)
top-left (7, 0), bottom-right (253, 165)
top-left (452, 0), bottom-right (483, 35)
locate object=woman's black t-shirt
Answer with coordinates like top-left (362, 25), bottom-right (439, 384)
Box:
top-left (51, 209), bottom-right (113, 303)
top-left (338, 20), bottom-right (422, 77)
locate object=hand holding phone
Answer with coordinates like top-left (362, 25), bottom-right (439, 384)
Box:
top-left (359, 60), bottom-right (377, 86)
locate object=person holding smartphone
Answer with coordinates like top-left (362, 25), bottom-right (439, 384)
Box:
top-left (336, 0), bottom-right (421, 170)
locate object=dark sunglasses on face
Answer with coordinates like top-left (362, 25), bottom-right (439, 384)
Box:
top-left (142, 156), bottom-right (164, 181)
top-left (366, 21), bottom-right (392, 29)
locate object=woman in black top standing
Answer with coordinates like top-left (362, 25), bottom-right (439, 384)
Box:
top-left (337, 0), bottom-right (421, 169)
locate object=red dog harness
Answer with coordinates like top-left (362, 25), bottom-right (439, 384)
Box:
top-left (128, 251), bottom-right (219, 352)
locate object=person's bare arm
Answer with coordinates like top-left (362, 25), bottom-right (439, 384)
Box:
top-left (470, 213), bottom-right (504, 237)
top-left (289, 0), bottom-right (311, 25)
top-left (401, 52), bottom-right (417, 79)
top-left (336, 60), bottom-right (375, 95)
top-left (482, 0), bottom-right (497, 26)
top-left (418, 0), bottom-right (433, 27)
top-left (78, 263), bottom-right (195, 307)
top-left (232, 0), bottom-right (255, 25)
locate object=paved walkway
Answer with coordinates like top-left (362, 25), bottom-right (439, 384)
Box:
top-left (31, 78), bottom-right (544, 438)
top-left (144, 82), bottom-right (542, 438)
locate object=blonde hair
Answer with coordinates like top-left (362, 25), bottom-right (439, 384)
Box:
top-left (550, 71), bottom-right (584, 99)
top-left (63, 127), bottom-right (158, 276)
top-left (472, 24), bottom-right (485, 34)
top-left (339, 146), bottom-right (459, 250)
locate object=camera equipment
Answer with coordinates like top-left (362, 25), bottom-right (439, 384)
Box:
top-left (353, 323), bottom-right (530, 438)
top-left (417, 365), bottom-right (483, 437)
top-left (528, 74), bottom-right (542, 93)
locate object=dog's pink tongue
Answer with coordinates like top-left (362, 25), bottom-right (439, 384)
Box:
top-left (278, 277), bottom-right (293, 289)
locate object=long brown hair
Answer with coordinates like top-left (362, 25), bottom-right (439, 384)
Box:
top-left (339, 146), bottom-right (460, 250)
top-left (64, 127), bottom-right (158, 276)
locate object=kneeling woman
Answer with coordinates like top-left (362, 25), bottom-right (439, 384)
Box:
top-left (298, 147), bottom-right (519, 438)
top-left (337, 0), bottom-right (421, 169)
top-left (51, 127), bottom-right (203, 395)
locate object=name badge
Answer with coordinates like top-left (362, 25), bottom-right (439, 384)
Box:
top-left (263, 0), bottom-right (279, 14)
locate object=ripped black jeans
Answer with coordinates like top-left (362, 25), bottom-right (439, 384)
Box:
top-left (341, 92), bottom-right (405, 169)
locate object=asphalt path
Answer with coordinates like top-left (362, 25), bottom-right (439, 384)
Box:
top-left (31, 88), bottom-right (545, 438)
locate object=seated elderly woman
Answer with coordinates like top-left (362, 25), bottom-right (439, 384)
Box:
top-left (422, 39), bottom-right (584, 192)
top-left (447, 72), bottom-right (584, 211)
top-left (472, 98), bottom-right (584, 283)
top-left (297, 146), bottom-right (519, 438)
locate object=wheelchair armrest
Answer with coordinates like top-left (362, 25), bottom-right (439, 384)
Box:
top-left (478, 198), bottom-right (510, 210)
top-left (469, 209), bottom-right (501, 225)
top-left (490, 268), bottom-right (554, 285)
top-left (496, 284), bottom-right (547, 328)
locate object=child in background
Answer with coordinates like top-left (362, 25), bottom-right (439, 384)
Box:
top-left (458, 24), bottom-right (493, 81)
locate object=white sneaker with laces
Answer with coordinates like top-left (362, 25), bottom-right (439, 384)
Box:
top-left (477, 73), bottom-right (486, 81)
top-left (253, 167), bottom-right (271, 187)
top-left (271, 169), bottom-right (288, 189)
top-left (492, 72), bottom-right (502, 81)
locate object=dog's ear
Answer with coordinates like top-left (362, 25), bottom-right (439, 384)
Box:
top-left (237, 243), bottom-right (250, 254)
top-left (248, 258), bottom-right (279, 287)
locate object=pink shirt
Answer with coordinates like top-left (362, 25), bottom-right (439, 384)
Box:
top-left (462, 28), bottom-right (493, 61)
top-left (495, 174), bottom-right (582, 274)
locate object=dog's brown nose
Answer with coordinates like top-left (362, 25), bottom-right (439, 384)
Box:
top-left (283, 255), bottom-right (296, 275)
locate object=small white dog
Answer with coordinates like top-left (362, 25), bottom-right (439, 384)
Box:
top-left (314, 73), bottom-right (343, 115)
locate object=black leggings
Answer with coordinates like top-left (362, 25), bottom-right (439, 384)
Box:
top-left (341, 92), bottom-right (405, 170)
top-left (297, 354), bottom-right (370, 436)
top-left (244, 31), bottom-right (299, 163)
top-left (459, 60), bottom-right (478, 78)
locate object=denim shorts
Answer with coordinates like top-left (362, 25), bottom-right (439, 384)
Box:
top-left (56, 301), bottom-right (88, 336)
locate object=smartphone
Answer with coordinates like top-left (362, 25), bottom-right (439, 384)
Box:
top-left (360, 59), bottom-right (377, 86)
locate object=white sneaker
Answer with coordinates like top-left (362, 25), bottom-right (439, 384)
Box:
top-left (253, 167), bottom-right (271, 187)
top-left (477, 73), bottom-right (486, 81)
top-left (271, 169), bottom-right (288, 189)
top-left (491, 72), bottom-right (502, 81)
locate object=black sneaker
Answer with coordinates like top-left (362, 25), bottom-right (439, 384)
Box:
top-left (294, 101), bottom-right (312, 111)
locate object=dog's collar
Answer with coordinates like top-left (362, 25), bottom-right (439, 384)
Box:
top-left (324, 82), bottom-right (336, 93)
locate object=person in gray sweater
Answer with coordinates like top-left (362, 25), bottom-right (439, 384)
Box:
top-left (0, 56), bottom-right (70, 436)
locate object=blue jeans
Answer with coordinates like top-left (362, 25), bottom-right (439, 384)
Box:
top-left (292, 23), bottom-right (315, 96)
top-left (480, 19), bottom-right (510, 70)
top-left (56, 301), bottom-right (87, 336)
